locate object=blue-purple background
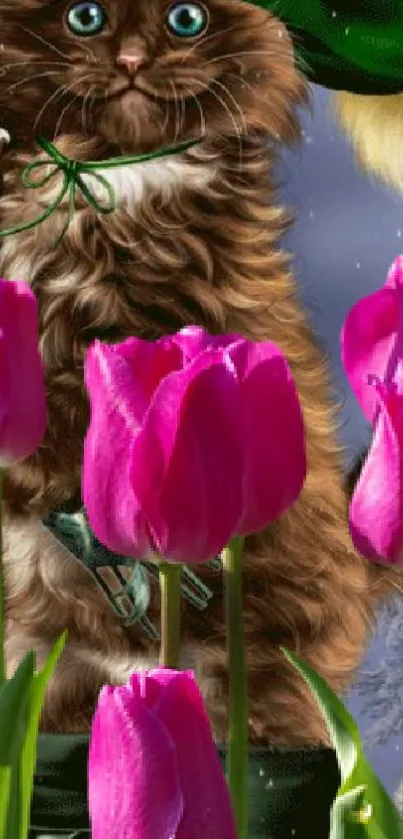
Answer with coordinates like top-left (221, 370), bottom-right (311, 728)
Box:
top-left (276, 83), bottom-right (403, 799)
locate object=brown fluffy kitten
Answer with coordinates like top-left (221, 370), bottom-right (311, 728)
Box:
top-left (0, 0), bottom-right (399, 746)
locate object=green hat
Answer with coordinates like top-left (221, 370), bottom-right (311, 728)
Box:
top-left (248, 0), bottom-right (403, 95)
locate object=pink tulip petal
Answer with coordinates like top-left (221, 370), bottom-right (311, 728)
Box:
top-left (385, 254), bottom-right (403, 290)
top-left (88, 684), bottom-right (183, 839)
top-left (85, 337), bottom-right (183, 427)
top-left (110, 335), bottom-right (184, 410)
top-left (0, 330), bottom-right (10, 430)
top-left (127, 668), bottom-right (175, 708)
top-left (130, 348), bottom-right (244, 562)
top-left (172, 326), bottom-right (240, 362)
top-left (152, 670), bottom-right (237, 839)
top-left (349, 376), bottom-right (403, 564)
top-left (83, 341), bottom-right (151, 557)
top-left (227, 339), bottom-right (306, 534)
top-left (129, 668), bottom-right (185, 709)
top-left (341, 256), bottom-right (403, 422)
top-left (143, 667), bottom-right (188, 693)
top-left (0, 280), bottom-right (46, 465)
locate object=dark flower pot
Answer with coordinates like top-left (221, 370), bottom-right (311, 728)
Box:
top-left (29, 733), bottom-right (340, 838)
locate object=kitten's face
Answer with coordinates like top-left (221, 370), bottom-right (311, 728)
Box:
top-left (0, 0), bottom-right (304, 153)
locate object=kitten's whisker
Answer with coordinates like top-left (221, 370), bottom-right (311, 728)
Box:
top-left (223, 71), bottom-right (275, 114)
top-left (81, 92), bottom-right (88, 134)
top-left (7, 70), bottom-right (62, 93)
top-left (87, 87), bottom-right (99, 128)
top-left (180, 93), bottom-right (186, 138)
top-left (52, 74), bottom-right (93, 138)
top-left (53, 97), bottom-right (76, 140)
top-left (81, 82), bottom-right (96, 133)
top-left (204, 49), bottom-right (280, 68)
top-left (173, 83), bottom-right (182, 147)
top-left (190, 92), bottom-right (206, 138)
top-left (160, 94), bottom-right (171, 141)
top-left (206, 84), bottom-right (244, 170)
top-left (76, 43), bottom-right (98, 65)
top-left (33, 80), bottom-right (78, 132)
top-left (169, 81), bottom-right (181, 147)
top-left (179, 26), bottom-right (236, 63)
top-left (18, 26), bottom-right (70, 60)
top-left (0, 60), bottom-right (69, 75)
top-left (225, 72), bottom-right (257, 98)
top-left (169, 79), bottom-right (210, 139)
top-left (212, 77), bottom-right (247, 136)
top-left (53, 86), bottom-right (83, 141)
top-left (211, 77), bottom-right (247, 169)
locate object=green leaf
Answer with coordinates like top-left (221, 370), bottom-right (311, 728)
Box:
top-left (330, 786), bottom-right (386, 839)
top-left (281, 647), bottom-right (403, 839)
top-left (0, 652), bottom-right (35, 839)
top-left (0, 766), bottom-right (11, 838)
top-left (18, 631), bottom-right (67, 839)
top-left (0, 653), bottom-right (34, 766)
top-left (0, 635), bottom-right (66, 839)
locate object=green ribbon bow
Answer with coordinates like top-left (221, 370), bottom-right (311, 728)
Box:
top-left (0, 135), bottom-right (201, 242)
top-left (42, 508), bottom-right (221, 639)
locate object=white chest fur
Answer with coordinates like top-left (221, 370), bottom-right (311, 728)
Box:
top-left (81, 153), bottom-right (216, 213)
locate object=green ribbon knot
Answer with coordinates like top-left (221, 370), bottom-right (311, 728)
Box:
top-left (42, 508), bottom-right (220, 640)
top-left (0, 134), bottom-right (201, 242)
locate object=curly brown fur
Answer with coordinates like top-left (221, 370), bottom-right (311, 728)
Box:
top-left (0, 0), bottom-right (400, 747)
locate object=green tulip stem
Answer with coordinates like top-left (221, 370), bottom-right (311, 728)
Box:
top-left (159, 562), bottom-right (182, 669)
top-left (222, 535), bottom-right (248, 839)
top-left (0, 468), bottom-right (4, 686)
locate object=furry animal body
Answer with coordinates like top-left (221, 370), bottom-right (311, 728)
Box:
top-left (333, 91), bottom-right (403, 196)
top-left (0, 0), bottom-right (398, 747)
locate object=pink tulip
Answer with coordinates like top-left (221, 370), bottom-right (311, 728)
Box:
top-left (0, 278), bottom-right (46, 466)
top-left (341, 255), bottom-right (403, 422)
top-left (341, 256), bottom-right (403, 563)
top-left (83, 327), bottom-right (306, 563)
top-left (88, 668), bottom-right (237, 839)
top-left (349, 376), bottom-right (403, 564)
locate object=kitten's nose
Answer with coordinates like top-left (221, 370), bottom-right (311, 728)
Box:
top-left (116, 53), bottom-right (146, 77)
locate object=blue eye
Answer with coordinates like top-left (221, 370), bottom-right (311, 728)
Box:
top-left (166, 2), bottom-right (208, 38)
top-left (66, 2), bottom-right (107, 37)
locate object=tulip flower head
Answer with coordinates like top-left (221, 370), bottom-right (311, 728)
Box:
top-left (0, 278), bottom-right (46, 466)
top-left (341, 256), bottom-right (403, 565)
top-left (348, 375), bottom-right (403, 565)
top-left (341, 255), bottom-right (403, 423)
top-left (88, 668), bottom-right (237, 839)
top-left (83, 327), bottom-right (306, 564)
